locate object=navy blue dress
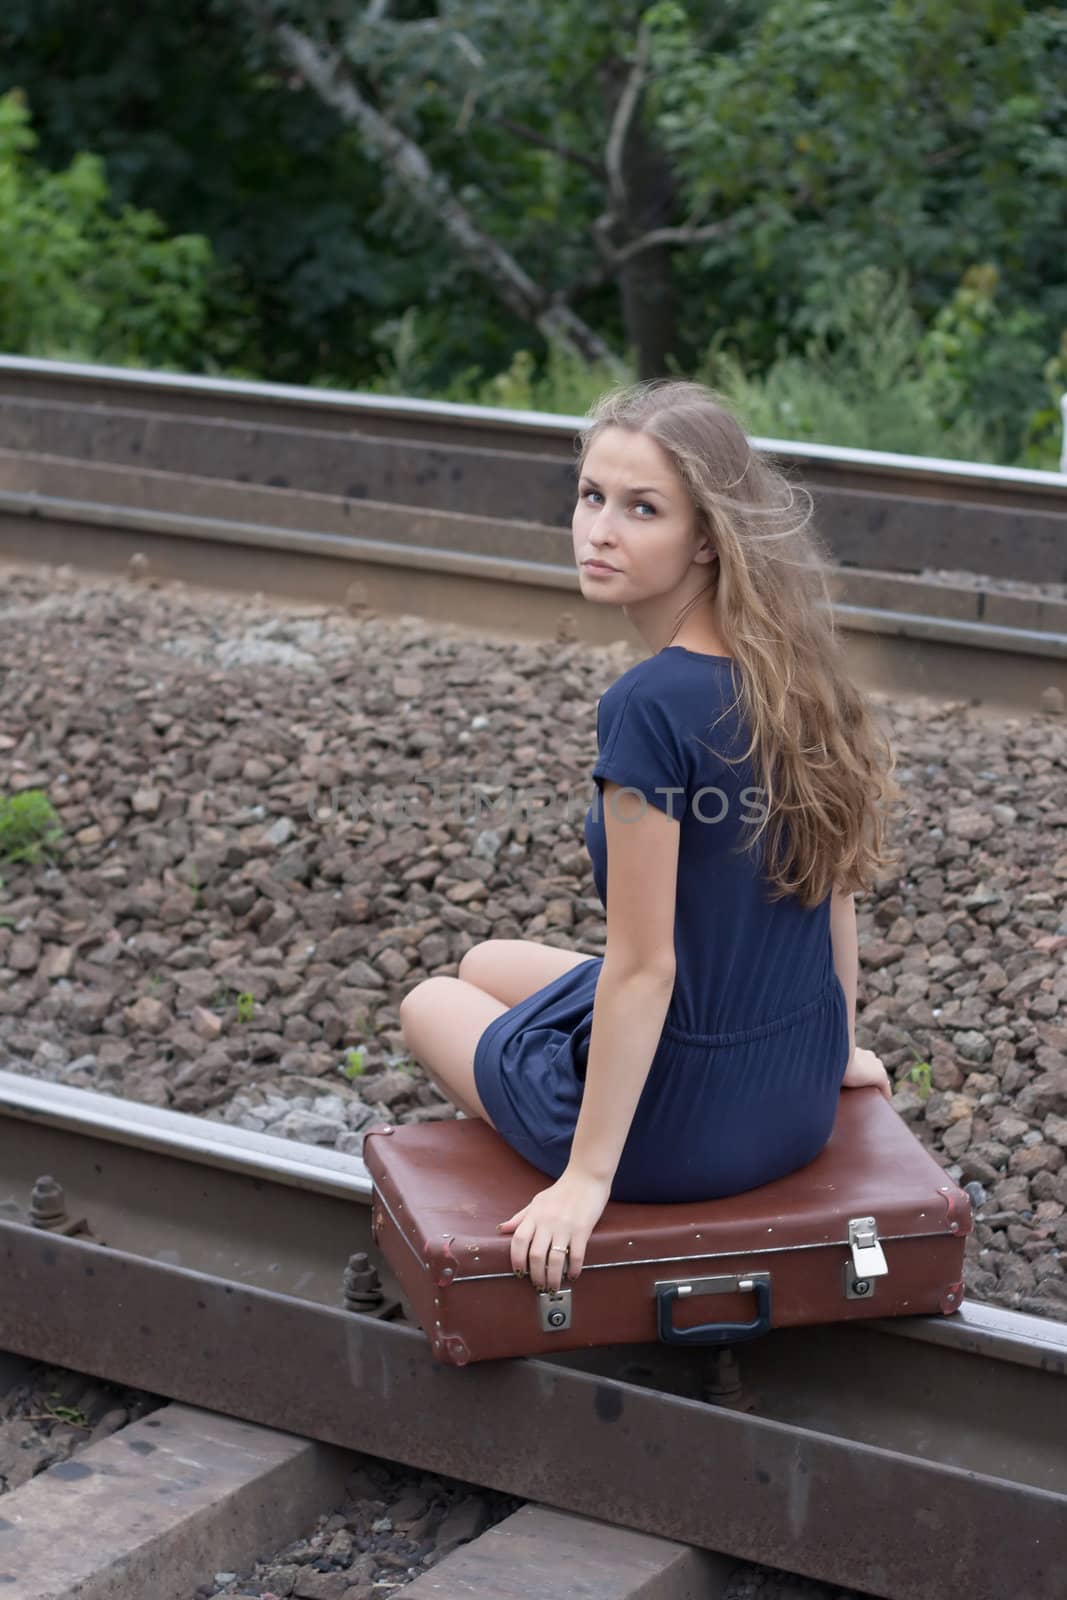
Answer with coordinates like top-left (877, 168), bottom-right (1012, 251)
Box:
top-left (473, 646), bottom-right (851, 1204)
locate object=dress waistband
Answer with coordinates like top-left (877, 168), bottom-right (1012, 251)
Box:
top-left (660, 973), bottom-right (843, 1049)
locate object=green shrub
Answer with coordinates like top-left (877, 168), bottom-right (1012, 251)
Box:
top-left (359, 268), bottom-right (1064, 471)
top-left (697, 265), bottom-right (1065, 469)
top-left (0, 88), bottom-right (249, 370)
top-left (461, 344), bottom-right (628, 417)
top-left (361, 306), bottom-right (629, 416)
top-left (0, 789), bottom-right (64, 865)
top-left (341, 1046), bottom-right (366, 1080)
top-left (917, 265), bottom-right (1063, 467)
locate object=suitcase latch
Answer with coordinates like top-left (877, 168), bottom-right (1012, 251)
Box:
top-left (537, 1289), bottom-right (572, 1332)
top-left (845, 1215), bottom-right (888, 1298)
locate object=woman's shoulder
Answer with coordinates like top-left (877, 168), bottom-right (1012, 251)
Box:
top-left (594, 651), bottom-right (747, 774)
top-left (599, 649), bottom-right (738, 714)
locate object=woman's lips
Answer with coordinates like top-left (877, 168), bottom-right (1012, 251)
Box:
top-left (583, 560), bottom-right (619, 573)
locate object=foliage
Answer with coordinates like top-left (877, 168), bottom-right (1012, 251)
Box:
top-left (361, 265), bottom-right (1067, 469)
top-left (646, 1), bottom-right (1067, 330)
top-left (0, 88), bottom-right (244, 368)
top-left (341, 1046), bottom-right (366, 1080)
top-left (41, 1400), bottom-right (91, 1429)
top-left (362, 311), bottom-right (626, 415)
top-left (645, 0), bottom-right (1067, 462)
top-left (908, 1061), bottom-right (933, 1100)
top-left (699, 265), bottom-right (1011, 462)
top-left (916, 265), bottom-right (1066, 467)
top-left (1, 2), bottom-right (1064, 467)
top-left (462, 346), bottom-right (624, 418)
top-left (0, 0), bottom-right (430, 381)
top-left (0, 788), bottom-right (64, 866)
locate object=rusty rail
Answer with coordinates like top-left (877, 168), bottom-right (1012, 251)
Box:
top-left (1, 1070), bottom-right (1064, 1600)
top-left (2, 358), bottom-right (1067, 709)
top-left (1, 354), bottom-right (1066, 576)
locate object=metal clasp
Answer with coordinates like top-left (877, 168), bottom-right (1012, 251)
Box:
top-left (537, 1288), bottom-right (572, 1332)
top-left (844, 1215), bottom-right (888, 1299)
top-left (848, 1216), bottom-right (888, 1278)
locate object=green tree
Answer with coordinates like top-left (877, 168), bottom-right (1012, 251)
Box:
top-left (2, 1), bottom-right (1063, 463)
top-left (0, 88), bottom-right (238, 367)
top-left (236, 0), bottom-right (754, 377)
top-left (0, 0), bottom-right (395, 381)
top-left (646, 1), bottom-right (1067, 362)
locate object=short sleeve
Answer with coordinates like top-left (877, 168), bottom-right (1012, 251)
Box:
top-left (592, 681), bottom-right (689, 819)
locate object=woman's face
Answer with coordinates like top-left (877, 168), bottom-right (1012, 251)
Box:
top-left (572, 426), bottom-right (713, 603)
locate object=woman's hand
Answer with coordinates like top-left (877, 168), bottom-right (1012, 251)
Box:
top-left (497, 1167), bottom-right (612, 1291)
top-left (841, 1046), bottom-right (892, 1102)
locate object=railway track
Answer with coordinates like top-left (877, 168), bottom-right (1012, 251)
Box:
top-left (1, 356), bottom-right (1066, 710)
top-left (0, 1360), bottom-right (709, 1600)
top-left (0, 1351), bottom-right (571, 1600)
top-left (1, 1068), bottom-right (1064, 1600)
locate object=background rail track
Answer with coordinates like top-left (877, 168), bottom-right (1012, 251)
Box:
top-left (1, 1070), bottom-right (1065, 1600)
top-left (1, 356), bottom-right (1066, 711)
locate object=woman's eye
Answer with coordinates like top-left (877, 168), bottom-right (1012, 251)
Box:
top-left (580, 491), bottom-right (654, 516)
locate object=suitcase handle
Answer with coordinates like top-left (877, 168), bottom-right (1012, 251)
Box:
top-left (655, 1271), bottom-right (772, 1346)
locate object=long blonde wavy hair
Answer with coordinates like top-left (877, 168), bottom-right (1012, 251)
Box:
top-left (577, 379), bottom-right (904, 908)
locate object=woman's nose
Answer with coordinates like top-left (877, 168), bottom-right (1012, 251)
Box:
top-left (589, 505), bottom-right (620, 541)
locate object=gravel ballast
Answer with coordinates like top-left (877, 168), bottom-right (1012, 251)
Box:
top-left (198, 1458), bottom-right (520, 1600)
top-left (0, 560), bottom-right (1065, 1322)
top-left (0, 1356), bottom-right (159, 1496)
top-left (0, 1353), bottom-right (517, 1600)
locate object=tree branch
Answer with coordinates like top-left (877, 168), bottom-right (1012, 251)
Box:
top-left (483, 114), bottom-right (602, 176)
top-left (572, 212), bottom-right (737, 292)
top-left (357, 8), bottom-right (485, 68)
top-left (604, 21), bottom-right (651, 211)
top-left (243, 7), bottom-right (623, 371)
top-left (612, 219), bottom-right (733, 265)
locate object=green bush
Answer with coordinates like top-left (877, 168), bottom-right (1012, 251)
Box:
top-left (361, 308), bottom-right (627, 416)
top-left (357, 268), bottom-right (1065, 471)
top-left (0, 789), bottom-right (64, 866)
top-left (0, 88), bottom-right (249, 370)
top-left (917, 265), bottom-right (1064, 467)
top-left (696, 266), bottom-right (1065, 469)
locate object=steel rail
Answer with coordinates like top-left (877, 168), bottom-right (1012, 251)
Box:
top-left (3, 365), bottom-right (1067, 708)
top-left (2, 354), bottom-right (1066, 503)
top-left (3, 484), bottom-right (1066, 666)
top-left (0, 1065), bottom-right (373, 1203)
top-left (1, 1070), bottom-right (1064, 1600)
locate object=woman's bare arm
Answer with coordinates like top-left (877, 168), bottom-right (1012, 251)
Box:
top-left (567, 961), bottom-right (676, 1182)
top-left (499, 780), bottom-right (681, 1287)
top-left (830, 886), bottom-right (858, 1065)
top-left (567, 780), bottom-right (680, 1182)
top-left (830, 888), bottom-right (892, 1099)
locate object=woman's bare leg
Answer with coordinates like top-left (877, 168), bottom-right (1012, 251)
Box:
top-left (398, 976), bottom-right (507, 1122)
top-left (398, 940), bottom-right (598, 1122)
top-left (456, 938), bottom-right (598, 1008)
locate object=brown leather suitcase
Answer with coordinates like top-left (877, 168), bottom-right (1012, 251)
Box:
top-left (363, 1086), bottom-right (973, 1366)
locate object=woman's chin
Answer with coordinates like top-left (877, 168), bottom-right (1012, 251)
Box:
top-left (578, 573), bottom-right (625, 601)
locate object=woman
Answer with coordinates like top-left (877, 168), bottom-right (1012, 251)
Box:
top-left (398, 379), bottom-right (902, 1297)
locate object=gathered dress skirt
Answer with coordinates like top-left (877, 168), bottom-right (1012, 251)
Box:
top-left (473, 956), bottom-right (851, 1204)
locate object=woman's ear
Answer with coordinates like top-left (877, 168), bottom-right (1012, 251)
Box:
top-left (693, 509), bottom-right (719, 564)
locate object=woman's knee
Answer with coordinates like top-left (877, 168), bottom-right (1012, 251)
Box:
top-left (398, 974), bottom-right (450, 1036)
top-left (456, 939), bottom-right (508, 987)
